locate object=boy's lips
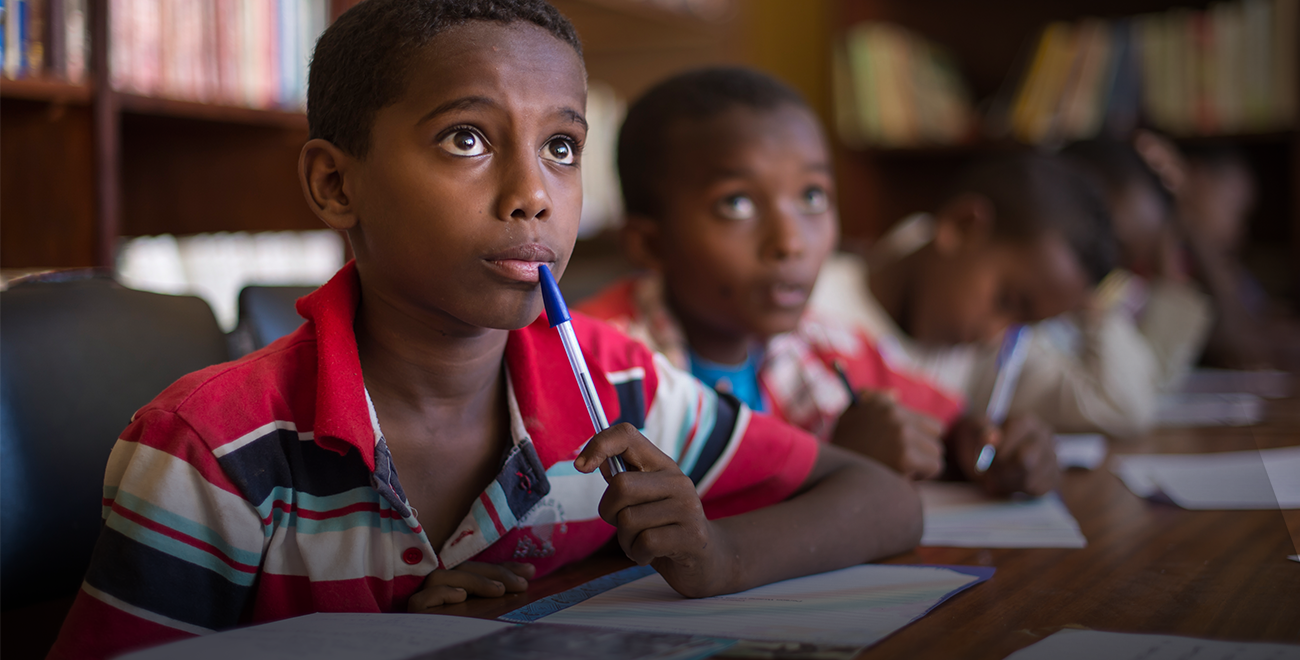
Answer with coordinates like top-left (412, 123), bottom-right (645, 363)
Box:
top-left (768, 282), bottom-right (810, 309)
top-left (483, 244), bottom-right (558, 284)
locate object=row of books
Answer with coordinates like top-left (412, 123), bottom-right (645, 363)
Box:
top-left (833, 22), bottom-right (975, 148)
top-left (992, 0), bottom-right (1298, 145)
top-left (1, 0), bottom-right (90, 83)
top-left (110, 0), bottom-right (329, 110)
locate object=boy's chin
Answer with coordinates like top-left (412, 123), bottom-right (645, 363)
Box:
top-left (469, 298), bottom-right (545, 332)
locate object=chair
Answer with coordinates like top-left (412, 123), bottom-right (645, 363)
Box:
top-left (1, 272), bottom-right (229, 654)
top-left (229, 285), bottom-right (317, 358)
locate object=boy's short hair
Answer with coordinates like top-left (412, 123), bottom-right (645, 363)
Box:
top-left (618, 66), bottom-right (811, 220)
top-left (308, 0), bottom-right (583, 159)
top-left (947, 152), bottom-right (1118, 285)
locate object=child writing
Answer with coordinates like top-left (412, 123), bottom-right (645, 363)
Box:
top-left (1061, 139), bottom-right (1213, 392)
top-left (49, 3), bottom-right (920, 658)
top-left (579, 67), bottom-right (1057, 495)
top-left (809, 154), bottom-right (1139, 437)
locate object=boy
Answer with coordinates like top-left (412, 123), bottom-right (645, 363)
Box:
top-left (49, 3), bottom-right (919, 659)
top-left (579, 67), bottom-right (1056, 494)
top-left (1061, 139), bottom-right (1212, 392)
top-left (809, 154), bottom-right (1137, 437)
top-left (1133, 133), bottom-right (1300, 371)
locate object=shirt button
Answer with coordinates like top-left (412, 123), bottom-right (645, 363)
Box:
top-left (402, 548), bottom-right (423, 565)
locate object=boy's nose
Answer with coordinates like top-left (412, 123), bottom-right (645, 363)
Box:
top-left (761, 208), bottom-right (806, 261)
top-left (497, 154), bottom-right (552, 222)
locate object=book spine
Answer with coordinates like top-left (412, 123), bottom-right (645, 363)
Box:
top-left (64, 0), bottom-right (84, 82)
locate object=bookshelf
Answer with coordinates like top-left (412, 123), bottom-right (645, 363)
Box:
top-left (830, 0), bottom-right (1300, 302)
top-left (0, 0), bottom-right (748, 273)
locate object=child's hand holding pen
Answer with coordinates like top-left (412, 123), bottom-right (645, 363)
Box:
top-left (830, 390), bottom-right (946, 481)
top-left (575, 423), bottom-right (729, 599)
top-left (947, 413), bottom-right (1058, 497)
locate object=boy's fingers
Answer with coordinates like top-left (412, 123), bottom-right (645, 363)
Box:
top-left (629, 522), bottom-right (708, 567)
top-left (407, 585), bottom-right (467, 612)
top-left (453, 561), bottom-right (530, 592)
top-left (500, 561), bottom-right (537, 580)
top-left (422, 568), bottom-right (508, 597)
top-left (597, 470), bottom-right (693, 525)
top-left (610, 496), bottom-right (704, 560)
top-left (574, 423), bottom-right (674, 477)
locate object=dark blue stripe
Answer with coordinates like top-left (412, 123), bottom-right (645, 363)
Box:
top-left (496, 440), bottom-right (551, 519)
top-left (216, 429), bottom-right (372, 505)
top-left (687, 391), bottom-right (740, 484)
top-left (84, 527), bottom-right (251, 631)
top-left (609, 379), bottom-right (647, 429)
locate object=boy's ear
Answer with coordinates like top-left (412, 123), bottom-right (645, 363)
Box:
top-left (932, 193), bottom-right (995, 256)
top-left (621, 214), bottom-right (665, 271)
top-left (299, 139), bottom-right (359, 231)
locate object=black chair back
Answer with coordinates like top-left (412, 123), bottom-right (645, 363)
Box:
top-left (229, 285), bottom-right (316, 357)
top-left (0, 273), bottom-right (229, 609)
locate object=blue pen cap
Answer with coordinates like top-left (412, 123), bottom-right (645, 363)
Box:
top-left (538, 264), bottom-right (570, 328)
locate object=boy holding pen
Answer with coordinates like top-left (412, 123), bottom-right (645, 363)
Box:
top-left (50, 3), bottom-right (920, 659)
top-left (579, 67), bottom-right (1056, 495)
top-left (810, 154), bottom-right (1132, 437)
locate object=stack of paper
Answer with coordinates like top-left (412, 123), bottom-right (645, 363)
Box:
top-left (505, 564), bottom-right (991, 654)
top-left (1155, 392), bottom-right (1265, 427)
top-left (1005, 629), bottom-right (1300, 659)
top-left (118, 613), bottom-right (515, 660)
top-left (917, 482), bottom-right (1087, 548)
top-left (1056, 433), bottom-right (1108, 470)
top-left (1113, 446), bottom-right (1300, 509)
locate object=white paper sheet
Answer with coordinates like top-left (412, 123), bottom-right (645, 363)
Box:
top-left (1180, 368), bottom-right (1293, 398)
top-left (532, 565), bottom-right (985, 648)
top-left (1155, 392), bottom-right (1265, 427)
top-left (118, 613), bottom-right (515, 660)
top-left (1288, 555), bottom-right (1299, 563)
top-left (1004, 629), bottom-right (1300, 660)
top-left (1055, 434), bottom-right (1107, 470)
top-left (917, 481), bottom-right (1087, 548)
top-left (1113, 446), bottom-right (1300, 510)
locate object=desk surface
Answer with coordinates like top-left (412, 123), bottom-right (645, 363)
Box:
top-left (434, 394), bottom-right (1300, 658)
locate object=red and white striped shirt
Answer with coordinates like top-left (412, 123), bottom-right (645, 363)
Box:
top-left (50, 262), bottom-right (819, 659)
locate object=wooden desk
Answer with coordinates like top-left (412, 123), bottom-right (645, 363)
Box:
top-left (437, 393), bottom-right (1300, 658)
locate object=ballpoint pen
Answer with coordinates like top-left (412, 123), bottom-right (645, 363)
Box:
top-left (832, 359), bottom-right (860, 406)
top-left (975, 324), bottom-right (1031, 473)
top-left (538, 264), bottom-right (627, 475)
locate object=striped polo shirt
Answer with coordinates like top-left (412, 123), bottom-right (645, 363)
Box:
top-left (49, 262), bottom-right (820, 660)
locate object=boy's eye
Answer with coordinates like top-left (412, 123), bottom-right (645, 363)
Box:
top-left (799, 186), bottom-right (829, 214)
top-left (438, 129), bottom-right (487, 157)
top-left (542, 137), bottom-right (577, 165)
top-left (716, 194), bottom-right (756, 221)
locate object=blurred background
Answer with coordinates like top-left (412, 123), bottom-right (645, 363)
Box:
top-left (1, 0), bottom-right (1297, 318)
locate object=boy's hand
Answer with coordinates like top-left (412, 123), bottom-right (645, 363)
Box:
top-left (575, 423), bottom-right (731, 598)
top-left (407, 561), bottom-right (535, 612)
top-left (947, 413), bottom-right (1058, 497)
top-left (830, 391), bottom-right (945, 480)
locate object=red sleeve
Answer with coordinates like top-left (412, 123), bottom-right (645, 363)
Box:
top-left (837, 332), bottom-right (965, 428)
top-left (698, 409), bottom-right (820, 520)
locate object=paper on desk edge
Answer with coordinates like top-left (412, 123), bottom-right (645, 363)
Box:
top-left (498, 564), bottom-right (994, 626)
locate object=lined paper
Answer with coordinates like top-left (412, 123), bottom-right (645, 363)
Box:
top-left (1005, 629), bottom-right (1300, 659)
top-left (918, 481), bottom-right (1087, 548)
top-left (1113, 446), bottom-right (1300, 510)
top-left (523, 564), bottom-right (990, 649)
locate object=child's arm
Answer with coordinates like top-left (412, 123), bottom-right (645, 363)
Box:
top-left (575, 423), bottom-right (921, 598)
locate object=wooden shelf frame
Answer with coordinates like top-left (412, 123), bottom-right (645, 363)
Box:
top-left (0, 77), bottom-right (93, 104)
